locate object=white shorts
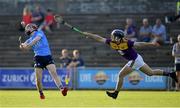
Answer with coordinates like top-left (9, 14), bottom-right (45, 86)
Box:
top-left (125, 54), bottom-right (145, 70)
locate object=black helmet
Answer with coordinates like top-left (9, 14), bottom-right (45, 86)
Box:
top-left (111, 29), bottom-right (124, 39)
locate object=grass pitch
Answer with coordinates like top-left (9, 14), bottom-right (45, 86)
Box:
top-left (0, 90), bottom-right (180, 107)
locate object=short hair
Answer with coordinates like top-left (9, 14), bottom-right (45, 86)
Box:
top-left (73, 49), bottom-right (80, 55)
top-left (62, 49), bottom-right (68, 54)
top-left (143, 18), bottom-right (148, 23)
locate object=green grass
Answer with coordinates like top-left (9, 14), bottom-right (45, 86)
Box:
top-left (0, 90), bottom-right (180, 107)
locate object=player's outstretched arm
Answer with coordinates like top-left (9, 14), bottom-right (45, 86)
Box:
top-left (134, 42), bottom-right (157, 48)
top-left (83, 32), bottom-right (106, 43)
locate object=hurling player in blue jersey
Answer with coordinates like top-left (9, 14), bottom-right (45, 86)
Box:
top-left (83, 29), bottom-right (178, 99)
top-left (19, 23), bottom-right (68, 99)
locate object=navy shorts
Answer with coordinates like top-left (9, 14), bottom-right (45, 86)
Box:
top-left (34, 55), bottom-right (54, 69)
top-left (175, 63), bottom-right (180, 71)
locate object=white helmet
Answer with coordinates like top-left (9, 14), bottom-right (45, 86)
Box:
top-left (25, 23), bottom-right (38, 35)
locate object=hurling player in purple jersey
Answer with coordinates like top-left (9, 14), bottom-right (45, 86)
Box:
top-left (82, 29), bottom-right (178, 99)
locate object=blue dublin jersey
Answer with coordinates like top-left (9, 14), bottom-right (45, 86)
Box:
top-left (25, 30), bottom-right (51, 56)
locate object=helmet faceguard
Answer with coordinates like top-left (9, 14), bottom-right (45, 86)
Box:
top-left (111, 29), bottom-right (124, 42)
top-left (25, 23), bottom-right (38, 36)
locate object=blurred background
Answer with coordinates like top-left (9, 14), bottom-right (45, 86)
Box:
top-left (0, 0), bottom-right (180, 91)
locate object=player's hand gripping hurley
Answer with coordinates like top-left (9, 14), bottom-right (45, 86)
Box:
top-left (54, 15), bottom-right (84, 34)
top-left (19, 36), bottom-right (25, 50)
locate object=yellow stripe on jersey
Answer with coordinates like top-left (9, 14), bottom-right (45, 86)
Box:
top-left (110, 42), bottom-right (128, 50)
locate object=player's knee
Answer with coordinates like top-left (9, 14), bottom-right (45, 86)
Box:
top-left (36, 77), bottom-right (41, 82)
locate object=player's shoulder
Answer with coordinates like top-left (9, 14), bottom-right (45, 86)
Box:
top-left (124, 39), bottom-right (131, 43)
top-left (126, 39), bottom-right (135, 47)
top-left (35, 30), bottom-right (45, 37)
top-left (106, 38), bottom-right (111, 41)
top-left (105, 38), bottom-right (111, 44)
top-left (36, 30), bottom-right (44, 34)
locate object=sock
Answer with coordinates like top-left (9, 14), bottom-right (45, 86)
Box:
top-left (39, 90), bottom-right (44, 95)
top-left (59, 84), bottom-right (63, 90)
top-left (114, 91), bottom-right (119, 95)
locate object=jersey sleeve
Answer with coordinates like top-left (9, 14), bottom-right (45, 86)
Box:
top-left (105, 38), bottom-right (111, 45)
top-left (24, 38), bottom-right (32, 44)
top-left (128, 40), bottom-right (135, 47)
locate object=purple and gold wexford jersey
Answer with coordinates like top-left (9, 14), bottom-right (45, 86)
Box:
top-left (106, 39), bottom-right (138, 60)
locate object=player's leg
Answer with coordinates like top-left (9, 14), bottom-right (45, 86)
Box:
top-left (139, 63), bottom-right (178, 82)
top-left (115, 66), bottom-right (133, 91)
top-left (35, 67), bottom-right (45, 99)
top-left (176, 71), bottom-right (180, 90)
top-left (106, 65), bottom-right (133, 99)
top-left (46, 64), bottom-right (68, 96)
top-left (175, 64), bottom-right (180, 90)
top-left (46, 64), bottom-right (62, 88)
